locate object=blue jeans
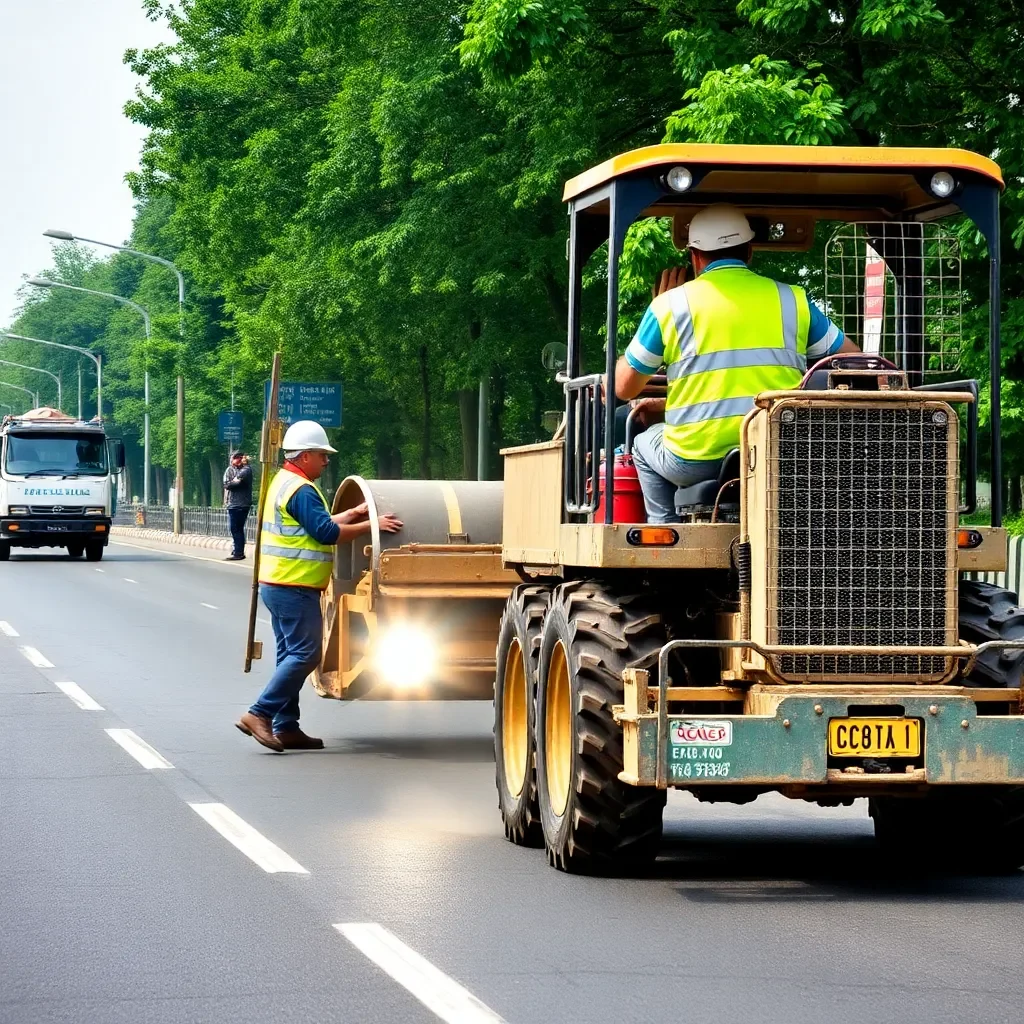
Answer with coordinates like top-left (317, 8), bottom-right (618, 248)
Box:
top-left (227, 505), bottom-right (250, 556)
top-left (249, 584), bottom-right (323, 733)
top-left (631, 423), bottom-right (722, 524)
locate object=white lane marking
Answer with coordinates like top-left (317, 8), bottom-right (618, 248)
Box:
top-left (200, 602), bottom-right (218, 610)
top-left (55, 681), bottom-right (104, 711)
top-left (335, 923), bottom-right (507, 1024)
top-left (0, 621), bottom-right (19, 637)
top-left (258, 617), bottom-right (272, 627)
top-left (94, 568), bottom-right (105, 573)
top-left (20, 646), bottom-right (54, 669)
top-left (105, 729), bottom-right (174, 770)
top-left (188, 803), bottom-right (308, 874)
top-left (108, 538), bottom-right (249, 568)
top-left (122, 577), bottom-right (138, 584)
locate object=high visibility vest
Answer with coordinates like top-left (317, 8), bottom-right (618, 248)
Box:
top-left (652, 266), bottom-right (810, 460)
top-left (258, 468), bottom-right (335, 589)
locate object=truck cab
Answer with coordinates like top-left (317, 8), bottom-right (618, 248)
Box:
top-left (0, 411), bottom-right (125, 562)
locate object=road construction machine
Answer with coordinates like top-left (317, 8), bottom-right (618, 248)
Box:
top-left (490, 144), bottom-right (1024, 874)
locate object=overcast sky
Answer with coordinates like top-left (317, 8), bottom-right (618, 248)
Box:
top-left (0, 0), bottom-right (173, 326)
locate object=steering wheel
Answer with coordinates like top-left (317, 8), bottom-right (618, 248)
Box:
top-left (799, 353), bottom-right (899, 389)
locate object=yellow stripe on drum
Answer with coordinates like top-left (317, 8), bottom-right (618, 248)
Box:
top-left (438, 482), bottom-right (463, 537)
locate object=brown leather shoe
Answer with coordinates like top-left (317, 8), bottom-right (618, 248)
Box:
top-left (236, 712), bottom-right (284, 752)
top-left (274, 728), bottom-right (324, 750)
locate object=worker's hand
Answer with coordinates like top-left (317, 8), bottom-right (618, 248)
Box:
top-left (652, 266), bottom-right (687, 298)
top-left (632, 397), bottom-right (666, 426)
top-left (332, 502), bottom-right (370, 526)
top-left (350, 501), bottom-right (368, 518)
top-left (378, 513), bottom-right (403, 534)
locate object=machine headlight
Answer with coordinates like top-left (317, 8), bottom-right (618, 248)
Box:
top-left (7, 505), bottom-right (28, 515)
top-left (374, 625), bottom-right (438, 688)
top-left (665, 165), bottom-right (693, 193)
top-left (84, 507), bottom-right (106, 515)
top-left (930, 171), bottom-right (957, 198)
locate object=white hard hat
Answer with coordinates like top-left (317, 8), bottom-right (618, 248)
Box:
top-left (688, 204), bottom-right (755, 252)
top-left (281, 420), bottom-right (337, 454)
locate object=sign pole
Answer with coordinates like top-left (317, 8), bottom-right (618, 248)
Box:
top-left (244, 352), bottom-right (283, 671)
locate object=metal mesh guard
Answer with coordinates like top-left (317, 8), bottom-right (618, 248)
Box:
top-left (770, 404), bottom-right (955, 679)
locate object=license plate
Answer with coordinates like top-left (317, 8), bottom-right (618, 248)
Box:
top-left (45, 525), bottom-right (64, 532)
top-left (828, 718), bottom-right (921, 757)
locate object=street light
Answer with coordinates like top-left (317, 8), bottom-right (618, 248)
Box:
top-left (28, 278), bottom-right (151, 504)
top-left (44, 230), bottom-right (186, 528)
top-left (0, 380), bottom-right (39, 410)
top-left (0, 358), bottom-right (61, 410)
top-left (2, 334), bottom-right (101, 421)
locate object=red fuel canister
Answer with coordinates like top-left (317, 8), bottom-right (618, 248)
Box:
top-left (594, 452), bottom-right (646, 523)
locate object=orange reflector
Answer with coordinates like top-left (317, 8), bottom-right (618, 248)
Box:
top-left (957, 529), bottom-right (983, 549)
top-left (8, 524), bottom-right (19, 531)
top-left (95, 524), bottom-right (107, 532)
top-left (626, 527), bottom-right (678, 547)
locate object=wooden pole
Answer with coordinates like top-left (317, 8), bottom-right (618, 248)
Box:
top-left (244, 352), bottom-right (284, 671)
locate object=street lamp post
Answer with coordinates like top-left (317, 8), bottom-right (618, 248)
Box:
top-left (44, 230), bottom-right (185, 529)
top-left (0, 358), bottom-right (61, 410)
top-left (2, 334), bottom-right (101, 421)
top-left (28, 278), bottom-right (151, 504)
top-left (0, 380), bottom-right (39, 410)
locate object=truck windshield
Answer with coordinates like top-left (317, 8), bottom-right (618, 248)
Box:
top-left (5, 432), bottom-right (108, 476)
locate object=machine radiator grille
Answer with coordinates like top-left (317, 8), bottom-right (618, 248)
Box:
top-left (769, 404), bottom-right (956, 680)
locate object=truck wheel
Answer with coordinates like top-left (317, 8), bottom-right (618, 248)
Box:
top-left (67, 543), bottom-right (84, 558)
top-left (85, 542), bottom-right (104, 562)
top-left (535, 581), bottom-right (667, 874)
top-left (871, 788), bottom-right (1024, 872)
top-left (0, 541), bottom-right (9, 561)
top-left (958, 579), bottom-right (1024, 688)
top-left (494, 585), bottom-right (550, 848)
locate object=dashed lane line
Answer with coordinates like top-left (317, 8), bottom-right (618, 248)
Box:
top-left (0, 621), bottom-right (19, 637)
top-left (94, 568), bottom-right (105, 573)
top-left (188, 802), bottom-right (309, 874)
top-left (335, 923), bottom-right (507, 1024)
top-left (20, 646), bottom-right (54, 669)
top-left (123, 577), bottom-right (138, 584)
top-left (200, 602), bottom-right (218, 610)
top-left (105, 729), bottom-right (174, 770)
top-left (55, 681), bottom-right (104, 711)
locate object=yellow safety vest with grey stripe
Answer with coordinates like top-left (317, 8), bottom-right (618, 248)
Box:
top-left (258, 468), bottom-right (334, 589)
top-left (651, 266), bottom-right (810, 460)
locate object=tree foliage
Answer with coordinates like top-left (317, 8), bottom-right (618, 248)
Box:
top-left (4, 0), bottom-right (1021, 504)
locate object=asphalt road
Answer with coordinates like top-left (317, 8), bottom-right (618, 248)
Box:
top-left (2, 537), bottom-right (1022, 1024)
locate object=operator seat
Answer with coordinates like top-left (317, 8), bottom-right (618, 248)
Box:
top-left (674, 448), bottom-right (741, 522)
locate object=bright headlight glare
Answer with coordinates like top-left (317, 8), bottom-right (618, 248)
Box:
top-left (84, 506), bottom-right (105, 515)
top-left (665, 165), bottom-right (693, 193)
top-left (930, 171), bottom-right (956, 198)
top-left (375, 624), bottom-right (438, 687)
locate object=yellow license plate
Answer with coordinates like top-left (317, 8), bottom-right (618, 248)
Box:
top-left (828, 718), bottom-right (921, 757)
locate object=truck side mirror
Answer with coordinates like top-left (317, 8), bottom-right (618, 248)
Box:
top-left (109, 438), bottom-right (126, 473)
top-left (541, 342), bottom-right (567, 374)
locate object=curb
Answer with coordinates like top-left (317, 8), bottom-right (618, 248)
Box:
top-left (111, 526), bottom-right (234, 551)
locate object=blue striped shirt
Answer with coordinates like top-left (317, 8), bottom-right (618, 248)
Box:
top-left (625, 260), bottom-right (844, 374)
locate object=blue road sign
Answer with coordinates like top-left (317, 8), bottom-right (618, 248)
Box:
top-left (218, 410), bottom-right (243, 444)
top-left (264, 381), bottom-right (343, 427)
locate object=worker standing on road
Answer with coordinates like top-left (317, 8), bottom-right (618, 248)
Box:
top-left (237, 421), bottom-right (403, 752)
top-left (614, 204), bottom-right (860, 523)
top-left (222, 450), bottom-right (253, 560)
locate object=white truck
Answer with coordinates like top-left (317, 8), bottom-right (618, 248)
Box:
top-left (0, 411), bottom-right (125, 562)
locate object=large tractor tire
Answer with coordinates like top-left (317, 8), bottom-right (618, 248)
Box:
top-left (494, 585), bottom-right (550, 848)
top-left (958, 579), bottom-right (1024, 688)
top-left (0, 541), bottom-right (9, 561)
top-left (535, 580), bottom-right (667, 874)
top-left (870, 579), bottom-right (1024, 871)
top-left (85, 542), bottom-right (104, 562)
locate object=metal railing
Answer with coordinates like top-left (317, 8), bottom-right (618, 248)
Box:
top-left (114, 504), bottom-right (257, 544)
